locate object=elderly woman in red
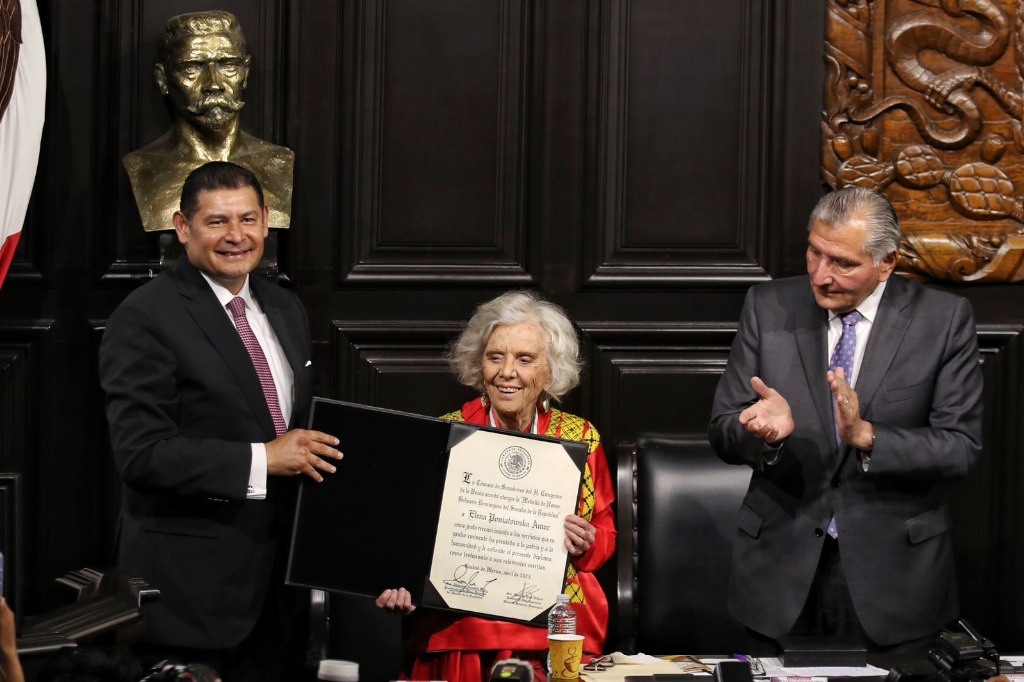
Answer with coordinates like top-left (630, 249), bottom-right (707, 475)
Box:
top-left (376, 290), bottom-right (616, 682)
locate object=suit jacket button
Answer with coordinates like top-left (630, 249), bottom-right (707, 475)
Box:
top-left (814, 528), bottom-right (824, 537)
top-left (831, 479), bottom-right (841, 488)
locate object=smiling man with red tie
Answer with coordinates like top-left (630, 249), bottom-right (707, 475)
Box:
top-left (100, 161), bottom-right (342, 680)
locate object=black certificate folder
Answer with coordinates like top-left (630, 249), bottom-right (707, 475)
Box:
top-left (286, 398), bottom-right (589, 622)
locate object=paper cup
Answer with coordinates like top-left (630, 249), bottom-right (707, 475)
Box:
top-left (548, 633), bottom-right (585, 681)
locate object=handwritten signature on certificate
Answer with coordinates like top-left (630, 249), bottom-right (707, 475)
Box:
top-left (442, 564), bottom-right (497, 599)
top-left (504, 581), bottom-right (543, 608)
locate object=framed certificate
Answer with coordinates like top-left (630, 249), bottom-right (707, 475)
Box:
top-left (285, 398), bottom-right (589, 625)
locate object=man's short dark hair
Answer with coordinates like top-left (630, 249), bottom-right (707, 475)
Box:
top-left (179, 161), bottom-right (265, 220)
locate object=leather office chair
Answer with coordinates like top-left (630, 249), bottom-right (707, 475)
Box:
top-left (617, 436), bottom-right (752, 653)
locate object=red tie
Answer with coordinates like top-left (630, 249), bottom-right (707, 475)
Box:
top-left (228, 296), bottom-right (287, 436)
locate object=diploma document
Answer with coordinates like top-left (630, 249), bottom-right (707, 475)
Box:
top-left (428, 429), bottom-right (582, 621)
top-left (286, 398), bottom-right (588, 625)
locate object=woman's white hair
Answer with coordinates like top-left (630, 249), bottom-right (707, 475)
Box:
top-left (449, 290), bottom-right (582, 401)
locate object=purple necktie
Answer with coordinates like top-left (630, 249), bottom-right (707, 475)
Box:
top-left (228, 296), bottom-right (287, 436)
top-left (826, 310), bottom-right (862, 539)
top-left (828, 310), bottom-right (863, 438)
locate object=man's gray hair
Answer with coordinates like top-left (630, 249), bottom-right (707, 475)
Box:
top-left (449, 290), bottom-right (582, 401)
top-left (808, 187), bottom-right (903, 265)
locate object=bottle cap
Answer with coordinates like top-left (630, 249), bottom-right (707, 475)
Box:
top-left (318, 659), bottom-right (359, 681)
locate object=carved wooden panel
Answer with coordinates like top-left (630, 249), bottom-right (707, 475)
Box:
top-left (334, 0), bottom-right (536, 286)
top-left (582, 0), bottom-right (773, 287)
top-left (824, 0), bottom-right (1024, 282)
top-left (109, 0), bottom-right (286, 275)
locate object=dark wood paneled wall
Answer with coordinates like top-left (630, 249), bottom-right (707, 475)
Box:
top-left (1, 0), bottom-right (1021, 655)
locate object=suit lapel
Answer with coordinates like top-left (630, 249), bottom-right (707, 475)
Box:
top-left (852, 277), bottom-right (913, 416)
top-left (253, 282), bottom-right (302, 372)
top-left (251, 277), bottom-right (311, 430)
top-left (793, 288), bottom-right (834, 442)
top-left (173, 259), bottom-right (277, 438)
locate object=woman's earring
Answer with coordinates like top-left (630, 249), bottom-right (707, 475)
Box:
top-left (481, 394), bottom-right (489, 407)
top-left (540, 397), bottom-right (551, 413)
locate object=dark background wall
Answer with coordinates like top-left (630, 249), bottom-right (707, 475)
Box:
top-left (0, 0), bottom-right (1020, 654)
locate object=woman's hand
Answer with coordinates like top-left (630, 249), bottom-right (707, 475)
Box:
top-left (564, 514), bottom-right (596, 557)
top-left (375, 587), bottom-right (416, 615)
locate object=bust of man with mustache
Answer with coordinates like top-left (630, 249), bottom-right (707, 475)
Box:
top-left (124, 10), bottom-right (294, 233)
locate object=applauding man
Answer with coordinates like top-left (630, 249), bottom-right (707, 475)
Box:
top-left (709, 187), bottom-right (982, 654)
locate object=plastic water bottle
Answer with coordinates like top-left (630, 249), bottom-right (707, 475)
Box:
top-left (546, 593), bottom-right (577, 675)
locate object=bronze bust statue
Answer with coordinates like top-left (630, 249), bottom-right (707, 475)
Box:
top-left (124, 11), bottom-right (293, 232)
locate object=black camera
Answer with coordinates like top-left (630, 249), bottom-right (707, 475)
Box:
top-left (138, 660), bottom-right (220, 682)
top-left (927, 620), bottom-right (999, 682)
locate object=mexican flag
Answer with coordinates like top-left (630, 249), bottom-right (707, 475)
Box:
top-left (0, 0), bottom-right (45, 289)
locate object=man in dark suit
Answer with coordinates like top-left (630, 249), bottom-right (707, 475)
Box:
top-left (708, 187), bottom-right (982, 653)
top-left (100, 161), bottom-right (342, 679)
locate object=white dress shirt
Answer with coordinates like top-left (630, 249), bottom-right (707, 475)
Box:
top-left (202, 272), bottom-right (295, 499)
top-left (826, 280), bottom-right (888, 387)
